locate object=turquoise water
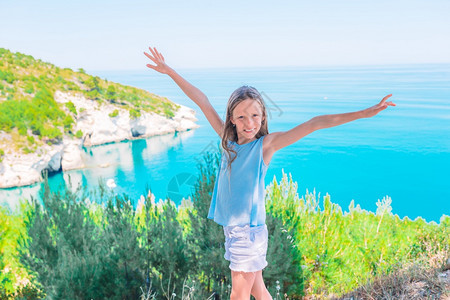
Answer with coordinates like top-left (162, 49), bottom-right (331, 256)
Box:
top-left (1, 64), bottom-right (449, 222)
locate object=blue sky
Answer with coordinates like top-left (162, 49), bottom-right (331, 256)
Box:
top-left (1, 0), bottom-right (449, 71)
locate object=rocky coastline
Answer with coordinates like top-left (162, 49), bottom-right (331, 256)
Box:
top-left (0, 91), bottom-right (200, 189)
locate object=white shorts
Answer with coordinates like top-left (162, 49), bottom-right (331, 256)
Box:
top-left (223, 224), bottom-right (268, 272)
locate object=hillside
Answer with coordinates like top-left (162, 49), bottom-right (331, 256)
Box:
top-left (0, 48), bottom-right (183, 152)
top-left (0, 48), bottom-right (199, 188)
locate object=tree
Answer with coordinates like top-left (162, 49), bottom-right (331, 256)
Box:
top-left (185, 143), bottom-right (231, 295)
top-left (106, 85), bottom-right (117, 102)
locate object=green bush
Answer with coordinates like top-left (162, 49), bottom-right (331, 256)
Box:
top-left (0, 205), bottom-right (44, 299)
top-left (27, 135), bottom-right (35, 145)
top-left (41, 126), bottom-right (62, 142)
top-left (265, 170), bottom-right (450, 296)
top-left (65, 101), bottom-right (77, 115)
top-left (129, 108), bottom-right (141, 119)
top-left (18, 124), bottom-right (27, 136)
top-left (63, 115), bottom-right (74, 131)
top-left (75, 130), bottom-right (83, 139)
top-left (16, 174), bottom-right (196, 299)
top-left (22, 147), bottom-right (33, 154)
top-left (56, 75), bottom-right (66, 85)
top-left (84, 76), bottom-right (99, 90)
top-left (109, 109), bottom-right (119, 118)
top-left (106, 85), bottom-right (117, 102)
top-left (86, 89), bottom-right (99, 99)
top-left (164, 107), bottom-right (175, 118)
top-left (0, 69), bottom-right (15, 84)
top-left (24, 82), bottom-right (34, 94)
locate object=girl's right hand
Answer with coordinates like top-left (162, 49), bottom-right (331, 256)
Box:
top-left (144, 46), bottom-right (173, 75)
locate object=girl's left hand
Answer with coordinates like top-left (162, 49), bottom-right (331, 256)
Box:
top-left (144, 46), bottom-right (173, 75)
top-left (364, 94), bottom-right (396, 118)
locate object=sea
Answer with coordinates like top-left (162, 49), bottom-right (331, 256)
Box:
top-left (1, 64), bottom-right (449, 223)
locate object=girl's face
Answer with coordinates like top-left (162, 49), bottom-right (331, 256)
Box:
top-left (230, 99), bottom-right (265, 141)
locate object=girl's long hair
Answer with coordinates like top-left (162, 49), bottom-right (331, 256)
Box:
top-left (221, 85), bottom-right (269, 173)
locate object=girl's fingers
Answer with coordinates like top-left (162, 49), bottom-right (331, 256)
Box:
top-left (381, 94), bottom-right (392, 103)
top-left (152, 47), bottom-right (160, 59)
top-left (144, 51), bottom-right (154, 60)
top-left (148, 46), bottom-right (164, 63)
top-left (154, 47), bottom-right (163, 61)
top-left (144, 52), bottom-right (157, 63)
top-left (148, 47), bottom-right (159, 60)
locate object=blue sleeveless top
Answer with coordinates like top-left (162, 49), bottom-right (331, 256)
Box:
top-left (207, 135), bottom-right (269, 227)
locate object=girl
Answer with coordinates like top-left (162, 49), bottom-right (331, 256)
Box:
top-left (144, 46), bottom-right (396, 300)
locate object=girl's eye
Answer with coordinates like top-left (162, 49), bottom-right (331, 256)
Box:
top-left (237, 115), bottom-right (258, 118)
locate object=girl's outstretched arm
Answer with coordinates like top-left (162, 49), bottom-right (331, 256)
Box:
top-left (312, 94), bottom-right (396, 130)
top-left (144, 46), bottom-right (224, 137)
top-left (265, 94), bottom-right (396, 153)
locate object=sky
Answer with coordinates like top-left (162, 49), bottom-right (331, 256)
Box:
top-left (1, 0), bottom-right (449, 71)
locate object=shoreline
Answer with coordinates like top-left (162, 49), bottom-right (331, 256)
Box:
top-left (0, 91), bottom-right (200, 189)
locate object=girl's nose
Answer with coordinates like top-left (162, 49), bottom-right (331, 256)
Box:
top-left (245, 119), bottom-right (254, 127)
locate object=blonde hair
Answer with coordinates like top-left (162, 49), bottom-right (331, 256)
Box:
top-left (221, 85), bottom-right (269, 173)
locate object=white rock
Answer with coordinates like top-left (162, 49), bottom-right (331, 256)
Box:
top-left (0, 144), bottom-right (63, 188)
top-left (61, 140), bottom-right (85, 171)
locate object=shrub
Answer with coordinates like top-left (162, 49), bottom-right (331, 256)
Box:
top-left (18, 125), bottom-right (27, 136)
top-left (27, 135), bottom-right (35, 145)
top-left (75, 130), bottom-right (83, 139)
top-left (63, 115), bottom-right (74, 131)
top-left (106, 85), bottom-right (117, 102)
top-left (86, 89), bottom-right (99, 99)
top-left (24, 82), bottom-right (34, 94)
top-left (65, 101), bottom-right (77, 115)
top-left (164, 107), bottom-right (175, 118)
top-left (129, 108), bottom-right (141, 119)
top-left (22, 147), bottom-right (33, 154)
top-left (109, 109), bottom-right (119, 118)
top-left (0, 70), bottom-right (15, 84)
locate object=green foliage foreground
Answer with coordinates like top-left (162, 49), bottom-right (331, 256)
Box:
top-left (0, 149), bottom-right (449, 299)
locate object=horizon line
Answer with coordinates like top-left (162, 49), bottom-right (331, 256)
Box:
top-left (88, 61), bottom-right (450, 73)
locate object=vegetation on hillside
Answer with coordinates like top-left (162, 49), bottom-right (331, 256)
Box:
top-left (0, 147), bottom-right (448, 299)
top-left (0, 48), bottom-right (180, 155)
